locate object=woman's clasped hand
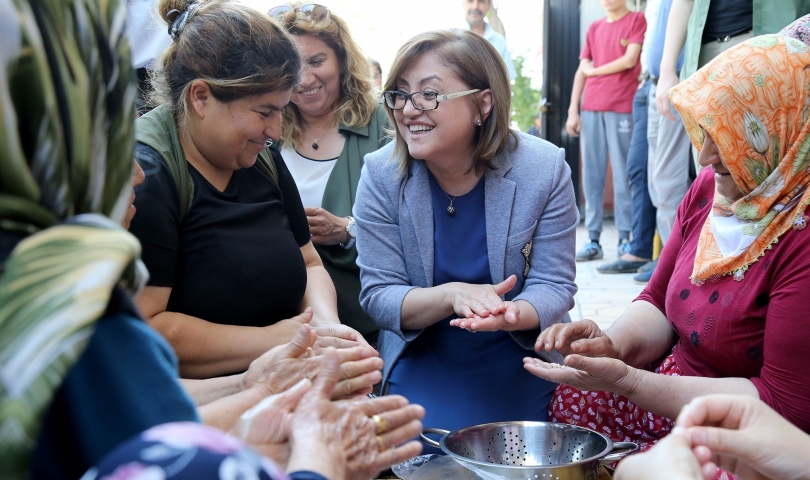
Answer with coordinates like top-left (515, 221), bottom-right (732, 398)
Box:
top-left (446, 275), bottom-right (521, 331)
top-left (240, 324), bottom-right (382, 399)
top-left (233, 350), bottom-right (425, 480)
top-left (615, 394), bottom-right (810, 480)
top-left (523, 320), bottom-right (636, 394)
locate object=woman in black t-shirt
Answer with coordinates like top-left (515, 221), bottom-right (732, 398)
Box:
top-left (130, 1), bottom-right (368, 378)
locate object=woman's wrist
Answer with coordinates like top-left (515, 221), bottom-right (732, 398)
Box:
top-left (614, 364), bottom-right (644, 399)
top-left (287, 438), bottom-right (343, 480)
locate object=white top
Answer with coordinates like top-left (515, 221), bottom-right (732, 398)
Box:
top-left (280, 145), bottom-right (338, 208)
top-left (126, 0), bottom-right (172, 69)
top-left (641, 0), bottom-right (662, 73)
top-left (476, 23), bottom-right (517, 79)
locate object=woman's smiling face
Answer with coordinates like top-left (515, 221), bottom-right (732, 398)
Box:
top-left (392, 52), bottom-right (480, 165)
top-left (193, 86), bottom-right (290, 171)
top-left (290, 34), bottom-right (342, 118)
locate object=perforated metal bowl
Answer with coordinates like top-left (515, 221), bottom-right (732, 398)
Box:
top-left (420, 422), bottom-right (637, 480)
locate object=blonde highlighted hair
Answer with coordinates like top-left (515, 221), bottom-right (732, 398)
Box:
top-left (275, 2), bottom-right (378, 147)
top-left (384, 29), bottom-right (517, 175)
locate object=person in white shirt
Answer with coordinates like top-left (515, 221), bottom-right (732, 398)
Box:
top-left (462, 0), bottom-right (517, 79)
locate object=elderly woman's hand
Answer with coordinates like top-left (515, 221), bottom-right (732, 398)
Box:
top-left (614, 427), bottom-right (706, 480)
top-left (522, 354), bottom-right (639, 396)
top-left (535, 319), bottom-right (621, 358)
top-left (305, 206), bottom-right (351, 246)
top-left (231, 377), bottom-right (311, 467)
top-left (243, 324), bottom-right (382, 399)
top-left (677, 395), bottom-right (810, 480)
top-left (446, 275), bottom-right (516, 319)
top-left (287, 350), bottom-right (425, 480)
top-left (312, 322), bottom-right (371, 351)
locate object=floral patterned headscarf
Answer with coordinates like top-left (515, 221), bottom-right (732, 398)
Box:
top-left (670, 35), bottom-right (810, 284)
top-left (781, 14), bottom-right (810, 47)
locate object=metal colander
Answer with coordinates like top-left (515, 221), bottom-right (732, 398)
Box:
top-left (420, 422), bottom-right (637, 480)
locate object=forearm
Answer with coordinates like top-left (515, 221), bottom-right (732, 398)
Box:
top-left (149, 312), bottom-right (302, 378)
top-left (568, 67), bottom-right (586, 112)
top-left (400, 284), bottom-right (456, 330)
top-left (590, 56), bottom-right (635, 76)
top-left (660, 0), bottom-right (692, 77)
top-left (619, 369), bottom-right (759, 419)
top-left (198, 385), bottom-right (269, 432)
top-left (606, 300), bottom-right (678, 367)
top-left (181, 374), bottom-right (244, 407)
top-left (303, 265), bottom-right (340, 325)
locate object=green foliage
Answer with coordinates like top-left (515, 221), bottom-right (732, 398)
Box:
top-left (510, 56), bottom-right (542, 132)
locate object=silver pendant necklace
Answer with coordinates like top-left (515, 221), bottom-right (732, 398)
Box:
top-left (438, 173), bottom-right (476, 215)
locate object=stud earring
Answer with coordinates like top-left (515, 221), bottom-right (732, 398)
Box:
top-left (475, 118), bottom-right (482, 126)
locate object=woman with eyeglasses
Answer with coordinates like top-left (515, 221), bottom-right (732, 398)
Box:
top-left (354, 29), bottom-right (578, 448)
top-left (129, 0), bottom-right (370, 379)
top-left (269, 3), bottom-right (390, 348)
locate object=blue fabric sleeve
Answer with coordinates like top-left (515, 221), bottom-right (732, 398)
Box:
top-left (289, 472), bottom-right (330, 480)
top-left (31, 289), bottom-right (199, 480)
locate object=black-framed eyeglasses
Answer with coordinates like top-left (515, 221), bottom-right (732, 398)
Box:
top-left (383, 89), bottom-right (481, 111)
top-left (268, 3), bottom-right (330, 24)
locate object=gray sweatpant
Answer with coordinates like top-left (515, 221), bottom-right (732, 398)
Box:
top-left (580, 110), bottom-right (633, 240)
top-left (647, 83), bottom-right (692, 245)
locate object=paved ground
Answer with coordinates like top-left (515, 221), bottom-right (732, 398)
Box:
top-left (571, 220), bottom-right (646, 330)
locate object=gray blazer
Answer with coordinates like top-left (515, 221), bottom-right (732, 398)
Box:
top-left (354, 133), bottom-right (578, 389)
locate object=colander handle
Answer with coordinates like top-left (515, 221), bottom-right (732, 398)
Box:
top-left (601, 441), bottom-right (639, 464)
top-left (419, 428), bottom-right (450, 449)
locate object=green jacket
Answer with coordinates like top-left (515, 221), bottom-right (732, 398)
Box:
top-left (681, 0), bottom-right (810, 80)
top-left (316, 104), bottom-right (390, 342)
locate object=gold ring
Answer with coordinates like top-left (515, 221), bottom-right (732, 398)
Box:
top-left (466, 328), bottom-right (477, 333)
top-left (376, 435), bottom-right (386, 452)
top-left (372, 414), bottom-right (387, 434)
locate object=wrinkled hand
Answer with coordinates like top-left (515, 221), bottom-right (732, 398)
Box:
top-left (448, 275), bottom-right (516, 319)
top-left (312, 322), bottom-right (370, 351)
top-left (566, 111), bottom-right (581, 137)
top-left (305, 207), bottom-right (349, 246)
top-left (535, 319), bottom-right (620, 358)
top-left (581, 60), bottom-right (596, 77)
top-left (523, 354), bottom-right (637, 395)
top-left (449, 301), bottom-right (521, 332)
top-left (243, 324), bottom-right (382, 399)
top-left (677, 395), bottom-right (810, 480)
top-left (656, 70), bottom-right (680, 121)
top-left (230, 377), bottom-right (311, 467)
top-left (288, 350), bottom-right (425, 480)
top-left (614, 426), bottom-right (704, 480)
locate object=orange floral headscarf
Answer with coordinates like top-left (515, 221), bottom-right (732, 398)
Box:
top-left (670, 35), bottom-right (810, 284)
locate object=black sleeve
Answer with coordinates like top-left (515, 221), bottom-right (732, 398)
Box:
top-left (273, 149), bottom-right (311, 247)
top-left (130, 143), bottom-right (181, 287)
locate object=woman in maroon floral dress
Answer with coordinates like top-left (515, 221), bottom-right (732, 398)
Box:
top-left (524, 34), bottom-right (810, 480)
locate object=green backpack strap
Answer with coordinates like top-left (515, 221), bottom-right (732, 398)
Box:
top-left (256, 145), bottom-right (281, 199)
top-left (135, 104), bottom-right (194, 218)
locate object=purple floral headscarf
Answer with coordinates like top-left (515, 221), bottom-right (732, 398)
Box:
top-left (780, 14), bottom-right (810, 46)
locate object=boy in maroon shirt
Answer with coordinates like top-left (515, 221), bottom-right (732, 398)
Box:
top-left (567, 0), bottom-right (646, 262)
